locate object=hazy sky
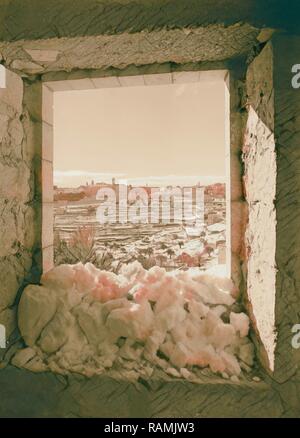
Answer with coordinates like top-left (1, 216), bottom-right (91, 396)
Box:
top-left (54, 79), bottom-right (226, 188)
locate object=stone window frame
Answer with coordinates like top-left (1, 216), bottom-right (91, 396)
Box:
top-left (0, 4), bottom-right (292, 391)
top-left (38, 65), bottom-right (267, 375)
top-left (41, 69), bottom-right (234, 276)
top-left (0, 37), bottom-right (282, 395)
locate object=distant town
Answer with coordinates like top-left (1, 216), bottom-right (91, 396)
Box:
top-left (54, 179), bottom-right (226, 272)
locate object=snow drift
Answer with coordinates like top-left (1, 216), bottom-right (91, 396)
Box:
top-left (13, 262), bottom-right (254, 380)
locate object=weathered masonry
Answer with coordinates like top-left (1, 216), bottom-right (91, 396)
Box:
top-left (0, 0), bottom-right (300, 417)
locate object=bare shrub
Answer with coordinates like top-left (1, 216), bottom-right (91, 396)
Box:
top-left (54, 226), bottom-right (121, 273)
top-left (136, 255), bottom-right (157, 270)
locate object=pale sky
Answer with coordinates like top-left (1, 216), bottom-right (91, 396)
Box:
top-left (54, 79), bottom-right (226, 188)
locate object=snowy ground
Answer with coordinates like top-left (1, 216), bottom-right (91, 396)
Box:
top-left (13, 262), bottom-right (255, 382)
top-left (54, 199), bottom-right (226, 271)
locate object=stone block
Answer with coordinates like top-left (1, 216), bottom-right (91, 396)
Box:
top-left (24, 205), bottom-right (38, 251)
top-left (23, 81), bottom-right (42, 122)
top-left (42, 85), bottom-right (53, 125)
top-left (91, 76), bottom-right (120, 88)
top-left (44, 81), bottom-right (72, 92)
top-left (0, 68), bottom-right (23, 114)
top-left (42, 159), bottom-right (53, 203)
top-left (0, 260), bottom-right (19, 312)
top-left (230, 111), bottom-right (246, 155)
top-left (172, 71), bottom-right (200, 83)
top-left (18, 284), bottom-right (57, 346)
top-left (24, 49), bottom-right (59, 63)
top-left (42, 245), bottom-right (54, 273)
top-left (68, 78), bottom-right (95, 90)
top-left (11, 59), bottom-right (44, 75)
top-left (22, 114), bottom-right (42, 164)
top-left (246, 42), bottom-right (274, 131)
top-left (230, 154), bottom-right (243, 201)
top-left (144, 73), bottom-right (172, 86)
top-left (0, 200), bottom-right (18, 258)
top-left (42, 203), bottom-right (53, 249)
top-left (243, 107), bottom-right (276, 203)
top-left (0, 161), bottom-right (31, 202)
top-left (118, 75), bottom-right (144, 87)
top-left (0, 307), bottom-right (16, 341)
top-left (9, 117), bottom-right (24, 146)
top-left (231, 201), bottom-right (247, 257)
top-left (0, 113), bottom-right (9, 142)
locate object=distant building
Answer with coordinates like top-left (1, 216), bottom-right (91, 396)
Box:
top-left (205, 183), bottom-right (225, 198)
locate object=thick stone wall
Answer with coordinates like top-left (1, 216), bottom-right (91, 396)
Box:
top-left (0, 69), bottom-right (40, 348)
top-left (273, 35), bottom-right (300, 383)
top-left (0, 16), bottom-right (262, 356)
top-left (1, 2), bottom-right (300, 416)
top-left (0, 23), bottom-right (259, 77)
top-left (243, 43), bottom-right (277, 372)
top-left (229, 76), bottom-right (247, 294)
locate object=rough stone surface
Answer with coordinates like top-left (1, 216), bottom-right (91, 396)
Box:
top-left (0, 68), bottom-right (23, 113)
top-left (0, 365), bottom-right (283, 418)
top-left (0, 1), bottom-right (299, 417)
top-left (0, 23), bottom-right (260, 76)
top-left (0, 0), bottom-right (297, 42)
top-left (244, 43), bottom-right (277, 372)
top-left (0, 68), bottom-right (39, 341)
top-left (229, 78), bottom-right (247, 294)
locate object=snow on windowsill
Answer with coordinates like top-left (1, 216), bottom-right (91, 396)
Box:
top-left (12, 262), bottom-right (256, 382)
